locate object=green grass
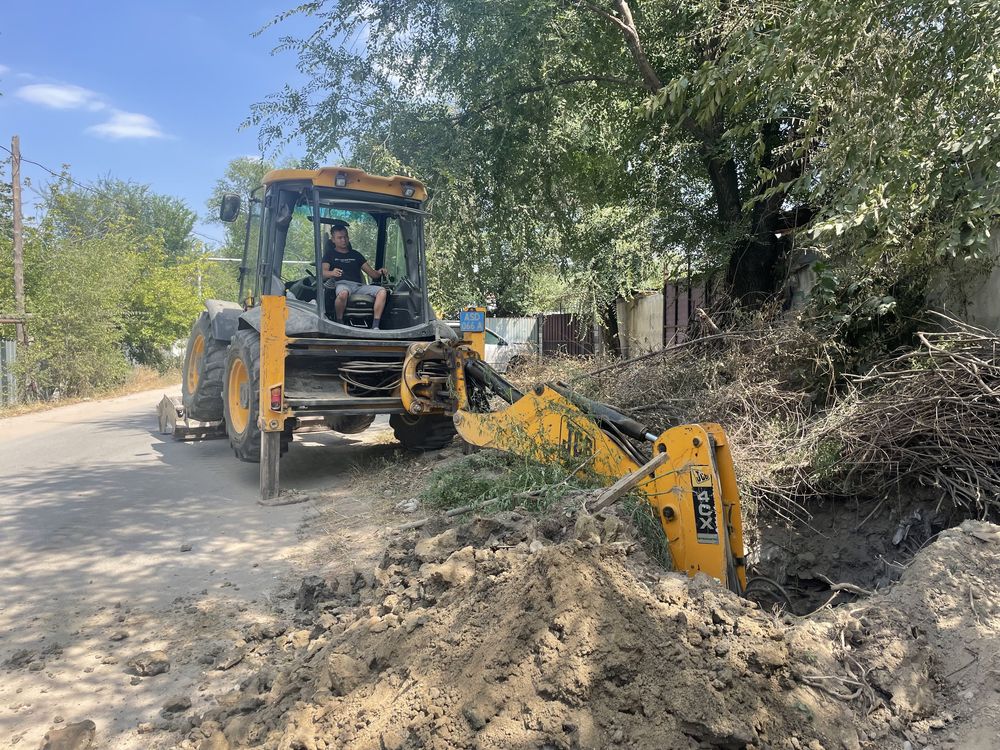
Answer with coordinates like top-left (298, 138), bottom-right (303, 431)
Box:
top-left (420, 449), bottom-right (677, 571)
top-left (622, 494), bottom-right (674, 569)
top-left (419, 449), bottom-right (602, 514)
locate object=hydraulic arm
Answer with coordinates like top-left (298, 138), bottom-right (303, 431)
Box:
top-left (456, 364), bottom-right (747, 594)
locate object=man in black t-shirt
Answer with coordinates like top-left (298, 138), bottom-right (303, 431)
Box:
top-left (321, 224), bottom-right (389, 328)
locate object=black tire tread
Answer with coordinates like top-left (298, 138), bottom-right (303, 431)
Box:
top-left (324, 414), bottom-right (376, 435)
top-left (389, 413), bottom-right (456, 451)
top-left (182, 313), bottom-right (228, 422)
top-left (223, 329), bottom-right (290, 463)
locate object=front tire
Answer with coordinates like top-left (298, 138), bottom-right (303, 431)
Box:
top-left (389, 413), bottom-right (456, 450)
top-left (182, 313), bottom-right (227, 421)
top-left (223, 329), bottom-right (289, 463)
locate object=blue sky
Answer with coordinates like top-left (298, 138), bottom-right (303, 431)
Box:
top-left (1, 1), bottom-right (315, 245)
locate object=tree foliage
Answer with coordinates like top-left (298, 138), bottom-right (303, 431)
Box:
top-left (250, 0), bottom-right (1000, 315)
top-left (0, 172), bottom-right (206, 398)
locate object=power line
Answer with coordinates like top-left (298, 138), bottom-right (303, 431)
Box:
top-left (0, 142), bottom-right (227, 246)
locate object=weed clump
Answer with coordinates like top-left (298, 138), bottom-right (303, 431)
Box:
top-left (420, 450), bottom-right (602, 514)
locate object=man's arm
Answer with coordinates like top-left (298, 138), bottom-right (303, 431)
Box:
top-left (322, 262), bottom-right (342, 279)
top-left (362, 261), bottom-right (387, 280)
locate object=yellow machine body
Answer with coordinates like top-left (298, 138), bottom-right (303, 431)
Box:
top-left (259, 295), bottom-right (291, 433)
top-left (454, 384), bottom-right (747, 593)
top-left (252, 290), bottom-right (746, 592)
top-left (261, 166), bottom-right (428, 202)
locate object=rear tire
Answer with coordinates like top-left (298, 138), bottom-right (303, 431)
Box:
top-left (389, 413), bottom-right (456, 450)
top-left (223, 329), bottom-right (290, 463)
top-left (182, 313), bottom-right (227, 421)
top-left (324, 414), bottom-right (376, 434)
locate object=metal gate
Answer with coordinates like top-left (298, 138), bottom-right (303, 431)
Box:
top-left (662, 277), bottom-right (715, 345)
top-left (541, 313), bottom-right (595, 356)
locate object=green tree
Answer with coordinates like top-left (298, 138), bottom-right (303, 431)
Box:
top-left (49, 176), bottom-right (197, 260)
top-left (251, 0), bottom-right (1000, 313)
top-left (206, 156), bottom-right (275, 257)
top-left (8, 219), bottom-right (137, 397)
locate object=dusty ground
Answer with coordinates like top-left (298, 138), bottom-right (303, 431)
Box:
top-left (0, 390), bottom-right (403, 749)
top-left (157, 501), bottom-right (1000, 750)
top-left (5, 390), bottom-right (1000, 750)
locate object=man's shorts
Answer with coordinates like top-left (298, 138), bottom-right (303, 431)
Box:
top-left (326, 280), bottom-right (383, 298)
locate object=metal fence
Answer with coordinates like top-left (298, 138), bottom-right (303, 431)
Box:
top-left (486, 316), bottom-right (537, 345)
top-left (486, 314), bottom-right (600, 357)
top-left (1, 340), bottom-right (16, 406)
top-left (540, 313), bottom-right (597, 356)
top-left (662, 277), bottom-right (716, 345)
top-left (616, 277), bottom-right (717, 357)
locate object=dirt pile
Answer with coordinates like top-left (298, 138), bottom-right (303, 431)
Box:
top-left (177, 514), bottom-right (1000, 750)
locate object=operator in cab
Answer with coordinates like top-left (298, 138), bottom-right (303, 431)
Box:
top-left (321, 221), bottom-right (389, 328)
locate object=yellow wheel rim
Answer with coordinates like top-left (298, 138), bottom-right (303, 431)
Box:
top-left (186, 334), bottom-right (205, 393)
top-left (227, 358), bottom-right (250, 434)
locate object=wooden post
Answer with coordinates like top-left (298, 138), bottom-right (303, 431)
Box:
top-left (586, 451), bottom-right (671, 513)
top-left (11, 136), bottom-right (27, 346)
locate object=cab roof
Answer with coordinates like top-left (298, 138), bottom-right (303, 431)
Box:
top-left (261, 166), bottom-right (428, 202)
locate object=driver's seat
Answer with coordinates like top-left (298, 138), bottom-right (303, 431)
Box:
top-left (344, 292), bottom-right (377, 327)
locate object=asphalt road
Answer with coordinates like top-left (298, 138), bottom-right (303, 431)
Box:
top-left (0, 387), bottom-right (392, 747)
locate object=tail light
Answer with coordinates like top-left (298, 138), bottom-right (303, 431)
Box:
top-left (269, 385), bottom-right (282, 411)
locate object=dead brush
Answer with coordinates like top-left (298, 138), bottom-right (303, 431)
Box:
top-left (798, 314), bottom-right (1000, 517)
top-left (496, 309), bottom-right (1000, 530)
top-left (575, 312), bottom-right (838, 525)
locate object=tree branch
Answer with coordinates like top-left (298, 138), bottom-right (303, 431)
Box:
top-left (451, 75), bottom-right (644, 123)
top-left (577, 3), bottom-right (743, 231)
top-left (578, 1), bottom-right (662, 93)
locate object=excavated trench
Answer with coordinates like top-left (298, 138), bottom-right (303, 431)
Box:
top-left (745, 494), bottom-right (964, 614)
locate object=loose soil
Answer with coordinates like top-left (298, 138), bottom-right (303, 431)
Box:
top-left (170, 495), bottom-right (999, 750)
top-left (7, 432), bottom-right (999, 750)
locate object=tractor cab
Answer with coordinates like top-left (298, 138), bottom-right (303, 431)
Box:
top-left (178, 166), bottom-right (460, 464)
top-left (223, 167), bottom-right (444, 339)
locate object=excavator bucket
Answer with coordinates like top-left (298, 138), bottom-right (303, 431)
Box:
top-left (454, 378), bottom-right (747, 594)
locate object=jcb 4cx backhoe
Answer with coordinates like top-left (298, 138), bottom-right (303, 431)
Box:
top-left (178, 167), bottom-right (746, 594)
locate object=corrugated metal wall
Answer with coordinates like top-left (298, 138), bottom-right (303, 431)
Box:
top-left (615, 279), bottom-right (715, 358)
top-left (616, 293), bottom-right (663, 358)
top-left (1, 340), bottom-right (17, 405)
top-left (486, 317), bottom-right (538, 346)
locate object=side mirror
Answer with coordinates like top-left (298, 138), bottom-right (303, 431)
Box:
top-left (219, 194), bottom-right (241, 223)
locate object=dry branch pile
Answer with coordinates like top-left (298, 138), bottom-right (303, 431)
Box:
top-left (581, 314), bottom-right (834, 522)
top-left (569, 312), bottom-right (1000, 522)
top-left (806, 316), bottom-right (1000, 516)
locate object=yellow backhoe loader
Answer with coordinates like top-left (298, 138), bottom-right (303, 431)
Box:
top-left (174, 167), bottom-right (746, 595)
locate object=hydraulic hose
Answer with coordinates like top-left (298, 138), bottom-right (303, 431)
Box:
top-left (464, 360), bottom-right (524, 404)
top-left (549, 382), bottom-right (656, 443)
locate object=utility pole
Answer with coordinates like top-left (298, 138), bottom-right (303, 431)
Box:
top-left (11, 135), bottom-right (27, 346)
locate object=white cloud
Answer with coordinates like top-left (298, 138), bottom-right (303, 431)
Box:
top-left (0, 64), bottom-right (10, 76)
top-left (16, 83), bottom-right (105, 110)
top-left (86, 109), bottom-right (166, 140)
